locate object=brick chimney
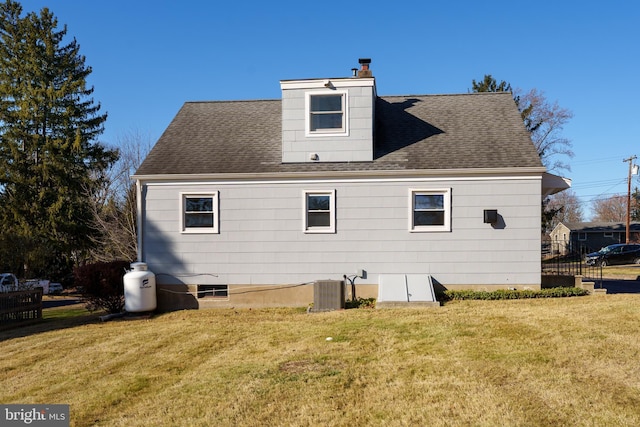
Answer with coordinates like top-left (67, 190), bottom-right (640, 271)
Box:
top-left (357, 58), bottom-right (372, 78)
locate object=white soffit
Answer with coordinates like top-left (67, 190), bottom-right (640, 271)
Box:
top-left (542, 172), bottom-right (572, 197)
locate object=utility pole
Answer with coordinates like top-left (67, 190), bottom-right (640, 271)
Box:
top-left (623, 155), bottom-right (637, 244)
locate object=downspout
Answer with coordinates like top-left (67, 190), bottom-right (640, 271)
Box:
top-left (136, 179), bottom-right (143, 262)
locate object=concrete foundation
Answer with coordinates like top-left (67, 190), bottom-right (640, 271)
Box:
top-left (155, 281), bottom-right (553, 312)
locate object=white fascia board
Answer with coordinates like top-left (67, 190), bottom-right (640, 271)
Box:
top-left (280, 78), bottom-right (375, 90)
top-left (133, 166), bottom-right (547, 185)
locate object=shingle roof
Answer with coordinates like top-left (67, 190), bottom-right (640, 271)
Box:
top-left (135, 92), bottom-right (542, 176)
top-left (562, 222), bottom-right (640, 232)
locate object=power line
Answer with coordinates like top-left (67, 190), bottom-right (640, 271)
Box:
top-left (571, 156), bottom-right (627, 165)
top-left (570, 178), bottom-right (627, 189)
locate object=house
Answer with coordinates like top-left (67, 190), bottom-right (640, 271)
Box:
top-left (550, 221), bottom-right (640, 255)
top-left (133, 59), bottom-right (570, 310)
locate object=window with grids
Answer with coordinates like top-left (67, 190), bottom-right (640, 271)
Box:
top-left (181, 193), bottom-right (219, 233)
top-left (304, 190), bottom-right (335, 233)
top-left (306, 91), bottom-right (347, 135)
top-left (410, 189), bottom-right (451, 232)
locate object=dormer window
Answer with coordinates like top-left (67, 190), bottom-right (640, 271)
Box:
top-left (306, 91), bottom-right (348, 136)
top-left (310, 94), bottom-right (342, 130)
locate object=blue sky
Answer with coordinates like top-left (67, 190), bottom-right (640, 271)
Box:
top-left (18, 0), bottom-right (640, 219)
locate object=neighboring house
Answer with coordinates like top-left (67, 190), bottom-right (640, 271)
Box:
top-left (133, 59), bottom-right (570, 310)
top-left (550, 221), bottom-right (640, 255)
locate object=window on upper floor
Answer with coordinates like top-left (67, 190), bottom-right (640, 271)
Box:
top-left (409, 189), bottom-right (451, 232)
top-left (304, 190), bottom-right (336, 233)
top-left (181, 192), bottom-right (219, 233)
top-left (306, 91), bottom-right (348, 136)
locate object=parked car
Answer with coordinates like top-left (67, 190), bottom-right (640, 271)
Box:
top-left (585, 244), bottom-right (640, 267)
top-left (0, 273), bottom-right (18, 292)
top-left (48, 282), bottom-right (63, 295)
top-left (25, 279), bottom-right (50, 294)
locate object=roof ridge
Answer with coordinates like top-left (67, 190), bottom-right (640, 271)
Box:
top-left (184, 99), bottom-right (280, 104)
top-left (381, 92), bottom-right (512, 98)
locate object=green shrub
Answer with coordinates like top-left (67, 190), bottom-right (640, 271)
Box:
top-left (74, 260), bottom-right (130, 313)
top-left (345, 297), bottom-right (376, 309)
top-left (442, 287), bottom-right (589, 301)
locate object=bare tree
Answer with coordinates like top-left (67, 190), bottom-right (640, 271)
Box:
top-left (87, 129), bottom-right (153, 262)
top-left (546, 189), bottom-right (583, 228)
top-left (591, 195), bottom-right (628, 222)
top-left (517, 88), bottom-right (574, 172)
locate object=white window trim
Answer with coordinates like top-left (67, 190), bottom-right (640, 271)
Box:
top-left (578, 232), bottom-right (587, 241)
top-left (305, 90), bottom-right (349, 137)
top-left (180, 192), bottom-right (219, 234)
top-left (303, 189), bottom-right (336, 233)
top-left (409, 188), bottom-right (451, 232)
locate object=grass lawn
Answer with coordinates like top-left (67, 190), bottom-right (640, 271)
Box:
top-left (602, 265), bottom-right (640, 279)
top-left (2, 295), bottom-right (640, 426)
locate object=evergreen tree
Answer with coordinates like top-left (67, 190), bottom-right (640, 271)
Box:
top-left (471, 74), bottom-right (512, 93)
top-left (632, 188), bottom-right (640, 221)
top-left (0, 1), bottom-right (118, 277)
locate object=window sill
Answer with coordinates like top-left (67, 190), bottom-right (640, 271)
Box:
top-left (305, 130), bottom-right (349, 137)
top-left (304, 228), bottom-right (336, 234)
top-left (410, 227), bottom-right (451, 233)
top-left (181, 228), bottom-right (219, 234)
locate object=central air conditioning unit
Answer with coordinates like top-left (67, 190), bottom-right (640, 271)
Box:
top-left (311, 280), bottom-right (345, 312)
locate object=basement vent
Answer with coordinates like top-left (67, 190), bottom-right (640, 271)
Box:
top-left (311, 280), bottom-right (345, 312)
top-left (197, 284), bottom-right (228, 299)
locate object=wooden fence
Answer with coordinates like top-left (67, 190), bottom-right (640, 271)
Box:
top-left (0, 288), bottom-right (43, 327)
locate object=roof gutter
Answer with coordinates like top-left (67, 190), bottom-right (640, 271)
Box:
top-left (132, 166), bottom-right (548, 183)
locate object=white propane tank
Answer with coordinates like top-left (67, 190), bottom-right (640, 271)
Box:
top-left (124, 262), bottom-right (157, 313)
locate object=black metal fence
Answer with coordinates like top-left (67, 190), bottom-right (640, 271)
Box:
top-left (542, 240), bottom-right (602, 285)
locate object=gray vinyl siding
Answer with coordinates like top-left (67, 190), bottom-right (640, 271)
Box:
top-left (141, 176), bottom-right (541, 287)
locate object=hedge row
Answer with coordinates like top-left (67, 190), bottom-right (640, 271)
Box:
top-left (345, 297), bottom-right (376, 309)
top-left (442, 287), bottom-right (589, 301)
